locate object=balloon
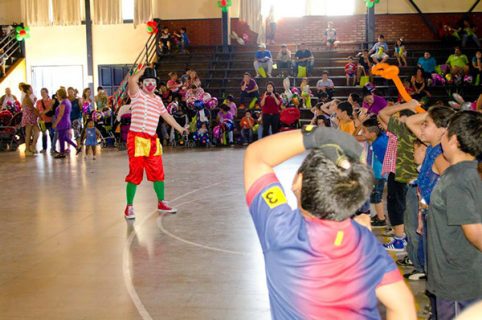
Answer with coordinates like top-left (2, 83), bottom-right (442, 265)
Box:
top-left (365, 0), bottom-right (380, 8)
top-left (146, 20), bottom-right (158, 34)
top-left (223, 119), bottom-right (234, 131)
top-left (448, 101), bottom-right (460, 108)
top-left (460, 102), bottom-right (472, 111)
top-left (213, 125), bottom-right (222, 139)
top-left (290, 87), bottom-right (299, 94)
top-left (207, 97), bottom-right (218, 110)
top-left (167, 102), bottom-right (178, 114)
top-left (194, 100), bottom-right (205, 110)
top-left (201, 92), bottom-right (212, 103)
top-left (463, 75), bottom-right (473, 84)
top-left (186, 97), bottom-right (196, 108)
top-left (371, 63), bottom-right (425, 113)
top-left (15, 26), bottom-right (30, 41)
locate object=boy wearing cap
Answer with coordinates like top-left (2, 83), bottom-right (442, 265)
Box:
top-left (254, 43), bottom-right (273, 78)
top-left (244, 127), bottom-right (416, 319)
top-left (276, 44), bottom-right (292, 76)
top-left (124, 66), bottom-right (188, 219)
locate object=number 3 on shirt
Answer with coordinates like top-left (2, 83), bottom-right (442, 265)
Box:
top-left (262, 186), bottom-right (287, 209)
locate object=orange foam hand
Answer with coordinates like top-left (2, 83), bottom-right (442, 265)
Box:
top-left (371, 63), bottom-right (425, 113)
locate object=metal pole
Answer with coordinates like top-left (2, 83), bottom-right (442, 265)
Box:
top-left (367, 6), bottom-right (375, 49)
top-left (84, 0), bottom-right (94, 93)
top-left (222, 10), bottom-right (229, 52)
top-left (468, 0), bottom-right (480, 12)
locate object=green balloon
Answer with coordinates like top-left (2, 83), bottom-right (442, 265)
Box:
top-left (16, 26), bottom-right (22, 32)
top-left (16, 34), bottom-right (23, 41)
top-left (25, 26), bottom-right (30, 32)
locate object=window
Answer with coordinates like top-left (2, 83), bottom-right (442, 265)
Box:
top-left (122, 0), bottom-right (134, 21)
top-left (261, 0), bottom-right (306, 18)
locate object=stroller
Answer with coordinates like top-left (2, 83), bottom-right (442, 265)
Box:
top-left (93, 110), bottom-right (116, 148)
top-left (279, 106), bottom-right (301, 132)
top-left (0, 110), bottom-right (23, 151)
top-left (170, 108), bottom-right (192, 147)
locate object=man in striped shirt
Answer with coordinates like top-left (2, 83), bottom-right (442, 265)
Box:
top-left (124, 66), bottom-right (188, 219)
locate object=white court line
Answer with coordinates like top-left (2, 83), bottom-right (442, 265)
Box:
top-left (123, 182), bottom-right (222, 320)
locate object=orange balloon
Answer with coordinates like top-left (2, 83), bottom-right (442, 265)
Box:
top-left (371, 63), bottom-right (425, 113)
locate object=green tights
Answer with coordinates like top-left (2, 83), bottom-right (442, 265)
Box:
top-left (126, 181), bottom-right (164, 205)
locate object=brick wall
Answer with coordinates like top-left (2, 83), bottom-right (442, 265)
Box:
top-left (161, 13), bottom-right (482, 46)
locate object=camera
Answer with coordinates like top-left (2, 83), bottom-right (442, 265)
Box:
top-left (267, 92), bottom-right (272, 96)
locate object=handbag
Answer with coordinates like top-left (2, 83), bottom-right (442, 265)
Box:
top-left (359, 75), bottom-right (370, 88)
top-left (297, 66), bottom-right (307, 78)
top-left (43, 100), bottom-right (54, 117)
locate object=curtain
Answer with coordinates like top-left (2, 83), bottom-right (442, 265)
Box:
top-left (239, 0), bottom-right (265, 44)
top-left (93, 0), bottom-right (122, 25)
top-left (21, 0), bottom-right (50, 26)
top-left (134, 0), bottom-right (152, 26)
top-left (52, 0), bottom-right (82, 25)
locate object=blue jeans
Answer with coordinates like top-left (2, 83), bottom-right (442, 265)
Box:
top-left (404, 185), bottom-right (423, 272)
top-left (432, 296), bottom-right (478, 320)
top-left (240, 128), bottom-right (253, 143)
top-left (41, 124), bottom-right (55, 151)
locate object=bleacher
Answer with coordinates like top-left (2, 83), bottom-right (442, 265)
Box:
top-left (155, 41), bottom-right (481, 108)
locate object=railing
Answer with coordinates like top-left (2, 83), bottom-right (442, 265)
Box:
top-left (0, 24), bottom-right (25, 78)
top-left (112, 29), bottom-right (158, 110)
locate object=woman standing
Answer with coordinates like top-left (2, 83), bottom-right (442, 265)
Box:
top-left (36, 88), bottom-right (54, 153)
top-left (20, 84), bottom-right (39, 156)
top-left (260, 82), bottom-right (281, 138)
top-left (82, 87), bottom-right (93, 119)
top-left (52, 88), bottom-right (80, 159)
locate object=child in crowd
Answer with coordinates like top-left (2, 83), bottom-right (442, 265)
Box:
top-left (378, 100), bottom-right (419, 251)
top-left (179, 27), bottom-right (190, 52)
top-left (225, 95), bottom-right (237, 116)
top-left (360, 116), bottom-right (388, 226)
top-left (426, 111), bottom-right (482, 319)
top-left (160, 27), bottom-right (171, 53)
top-left (81, 118), bottom-right (101, 160)
top-left (299, 77), bottom-right (312, 108)
top-left (193, 122), bottom-right (209, 146)
top-left (403, 105), bottom-right (456, 281)
top-left (335, 101), bottom-right (355, 135)
top-left (394, 39), bottom-right (407, 67)
top-left (462, 19), bottom-right (481, 48)
top-left (167, 72), bottom-right (182, 99)
top-left (357, 50), bottom-right (372, 85)
top-left (240, 110), bottom-right (255, 145)
top-left (345, 56), bottom-right (357, 86)
top-left (472, 50), bottom-right (482, 85)
top-left (369, 34), bottom-right (389, 64)
top-left (316, 71), bottom-right (335, 100)
top-left (324, 21), bottom-right (338, 49)
top-left (157, 82), bottom-right (172, 104)
top-left (217, 104), bottom-right (234, 145)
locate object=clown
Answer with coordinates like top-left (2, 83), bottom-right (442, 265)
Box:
top-left (124, 66), bottom-right (188, 219)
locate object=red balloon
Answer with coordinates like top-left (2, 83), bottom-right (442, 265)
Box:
top-left (221, 0), bottom-right (227, 6)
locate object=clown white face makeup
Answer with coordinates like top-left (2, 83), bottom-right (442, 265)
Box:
top-left (142, 79), bottom-right (157, 93)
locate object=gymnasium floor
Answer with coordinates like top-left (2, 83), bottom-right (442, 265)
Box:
top-left (0, 147), bottom-right (427, 319)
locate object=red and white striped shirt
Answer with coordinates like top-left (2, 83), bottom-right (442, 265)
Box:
top-left (129, 89), bottom-right (167, 136)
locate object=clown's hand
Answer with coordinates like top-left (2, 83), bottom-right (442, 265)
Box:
top-left (302, 126), bottom-right (363, 167)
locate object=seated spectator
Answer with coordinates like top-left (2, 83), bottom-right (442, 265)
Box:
top-left (276, 44), bottom-right (292, 76)
top-left (253, 43), bottom-right (273, 78)
top-left (345, 56), bottom-right (357, 86)
top-left (357, 50), bottom-right (372, 84)
top-left (160, 27), bottom-right (172, 53)
top-left (411, 68), bottom-right (431, 101)
top-left (394, 38), bottom-right (407, 67)
top-left (439, 24), bottom-right (461, 45)
top-left (167, 72), bottom-right (182, 99)
top-left (362, 90), bottom-right (387, 115)
top-left (348, 93), bottom-right (362, 113)
top-left (240, 110), bottom-right (255, 145)
top-left (0, 87), bottom-right (17, 109)
top-left (319, 99), bottom-right (341, 128)
top-left (179, 27), bottom-right (190, 52)
top-left (185, 84), bottom-right (204, 102)
top-left (299, 77), bottom-right (312, 108)
top-left (472, 50), bottom-right (482, 86)
top-left (157, 82), bottom-right (172, 104)
top-left (324, 21), bottom-right (338, 49)
top-left (316, 71), bottom-right (335, 99)
top-left (294, 44), bottom-right (314, 77)
top-left (334, 101), bottom-right (355, 135)
top-left (446, 47), bottom-right (470, 76)
top-left (184, 70), bottom-right (201, 89)
top-left (417, 51), bottom-right (437, 77)
top-left (240, 72), bottom-right (259, 107)
top-left (369, 34), bottom-right (389, 64)
top-left (225, 95), bottom-right (237, 116)
top-left (461, 19), bottom-right (481, 48)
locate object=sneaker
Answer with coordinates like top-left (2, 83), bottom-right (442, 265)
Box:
top-left (124, 205), bottom-right (135, 219)
top-left (403, 270), bottom-right (426, 281)
top-left (54, 153), bottom-right (66, 159)
top-left (76, 146), bottom-right (82, 155)
top-left (383, 227), bottom-right (394, 237)
top-left (371, 217), bottom-right (387, 228)
top-left (383, 237), bottom-right (407, 252)
top-left (40, 149), bottom-right (47, 153)
top-left (158, 200), bottom-right (177, 214)
top-left (396, 256), bottom-right (414, 267)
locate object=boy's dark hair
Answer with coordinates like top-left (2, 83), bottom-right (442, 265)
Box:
top-left (226, 94), bottom-right (235, 102)
top-left (317, 115), bottom-right (331, 127)
top-left (400, 109), bottom-right (416, 117)
top-left (349, 93), bottom-right (361, 104)
top-left (220, 104), bottom-right (230, 112)
top-left (447, 111), bottom-right (482, 157)
top-left (298, 149), bottom-right (374, 221)
top-left (181, 27), bottom-right (187, 32)
top-left (322, 70), bottom-right (329, 75)
top-left (427, 105), bottom-right (456, 128)
top-left (362, 116), bottom-right (381, 136)
top-left (337, 101), bottom-right (353, 117)
top-left (97, 86), bottom-right (104, 91)
top-left (379, 34), bottom-right (385, 39)
top-left (158, 81), bottom-right (166, 87)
